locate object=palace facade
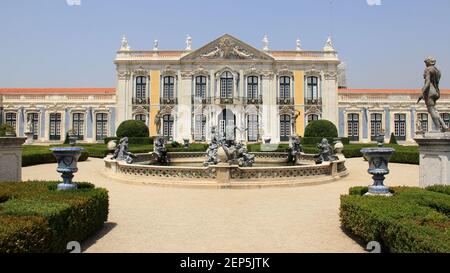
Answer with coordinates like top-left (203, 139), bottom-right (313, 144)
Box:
top-left (0, 34), bottom-right (449, 144)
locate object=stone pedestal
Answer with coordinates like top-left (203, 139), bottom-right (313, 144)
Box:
top-left (414, 132), bottom-right (450, 187)
top-left (25, 132), bottom-right (34, 145)
top-left (0, 137), bottom-right (26, 182)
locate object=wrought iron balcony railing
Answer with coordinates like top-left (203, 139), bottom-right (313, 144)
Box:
top-left (160, 97), bottom-right (178, 105)
top-left (245, 95), bottom-right (263, 105)
top-left (277, 97), bottom-right (294, 105)
top-left (305, 98), bottom-right (322, 105)
top-left (132, 97), bottom-right (150, 105)
top-left (191, 97), bottom-right (212, 105)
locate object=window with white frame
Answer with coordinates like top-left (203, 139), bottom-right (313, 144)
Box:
top-left (307, 114), bottom-right (319, 123)
top-left (72, 113), bottom-right (84, 140)
top-left (194, 114), bottom-right (206, 141)
top-left (247, 114), bottom-right (259, 142)
top-left (418, 113), bottom-right (428, 132)
top-left (371, 113), bottom-right (383, 140)
top-left (306, 76), bottom-right (319, 100)
top-left (195, 76), bottom-right (207, 98)
top-left (135, 114), bottom-right (146, 123)
top-left (280, 114), bottom-right (291, 142)
top-left (394, 113), bottom-right (406, 141)
top-left (96, 113), bottom-right (108, 141)
top-left (247, 76), bottom-right (259, 99)
top-left (279, 76), bottom-right (290, 99)
top-left (135, 76), bottom-right (147, 99)
top-left (27, 113), bottom-right (39, 140)
top-left (49, 113), bottom-right (61, 141)
top-left (5, 112), bottom-right (16, 131)
top-left (440, 113), bottom-right (450, 129)
top-left (163, 76), bottom-right (175, 99)
top-left (163, 114), bottom-right (174, 139)
top-left (220, 72), bottom-right (233, 99)
top-left (347, 113), bottom-right (359, 141)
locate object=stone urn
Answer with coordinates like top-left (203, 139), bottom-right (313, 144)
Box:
top-left (360, 147), bottom-right (396, 196)
top-left (333, 138), bottom-right (344, 154)
top-left (49, 147), bottom-right (84, 190)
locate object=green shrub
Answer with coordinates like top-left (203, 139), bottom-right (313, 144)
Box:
top-left (116, 120), bottom-right (149, 138)
top-left (389, 133), bottom-right (398, 144)
top-left (340, 187), bottom-right (450, 253)
top-left (301, 137), bottom-right (350, 145)
top-left (426, 185), bottom-right (450, 195)
top-left (22, 147), bottom-right (89, 167)
top-left (103, 137), bottom-right (154, 145)
top-left (0, 124), bottom-right (15, 136)
top-left (304, 120), bottom-right (338, 138)
top-left (0, 181), bottom-right (109, 253)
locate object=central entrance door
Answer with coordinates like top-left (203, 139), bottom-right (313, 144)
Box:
top-left (218, 109), bottom-right (236, 141)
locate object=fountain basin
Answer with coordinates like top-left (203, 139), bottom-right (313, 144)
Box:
top-left (103, 152), bottom-right (348, 188)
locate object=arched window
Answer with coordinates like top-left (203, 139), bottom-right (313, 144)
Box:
top-left (220, 72), bottom-right (233, 99)
top-left (306, 76), bottom-right (319, 103)
top-left (163, 76), bottom-right (175, 99)
top-left (27, 113), bottom-right (39, 140)
top-left (72, 113), bottom-right (84, 140)
top-left (195, 76), bottom-right (207, 98)
top-left (194, 114), bottom-right (206, 141)
top-left (96, 113), bottom-right (108, 141)
top-left (5, 112), bottom-right (17, 131)
top-left (135, 76), bottom-right (147, 99)
top-left (308, 114), bottom-right (319, 123)
top-left (49, 113), bottom-right (61, 141)
top-left (163, 114), bottom-right (174, 139)
top-left (135, 114), bottom-right (146, 123)
top-left (280, 114), bottom-right (291, 142)
top-left (247, 114), bottom-right (259, 142)
top-left (247, 76), bottom-right (259, 99)
top-left (279, 76), bottom-right (290, 99)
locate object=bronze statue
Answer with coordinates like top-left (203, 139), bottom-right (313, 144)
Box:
top-left (417, 57), bottom-right (448, 132)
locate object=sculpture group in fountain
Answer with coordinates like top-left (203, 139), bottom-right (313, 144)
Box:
top-left (153, 136), bottom-right (170, 165)
top-left (287, 135), bottom-right (303, 165)
top-left (314, 138), bottom-right (338, 164)
top-left (111, 137), bottom-right (136, 164)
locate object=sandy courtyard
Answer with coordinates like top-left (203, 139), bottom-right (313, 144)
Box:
top-left (22, 157), bottom-right (419, 253)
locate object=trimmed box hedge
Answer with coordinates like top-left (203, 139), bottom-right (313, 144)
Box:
top-left (301, 137), bottom-right (350, 145)
top-left (340, 186), bottom-right (450, 253)
top-left (0, 181), bottom-right (109, 253)
top-left (103, 137), bottom-right (154, 145)
top-left (22, 146), bottom-right (89, 167)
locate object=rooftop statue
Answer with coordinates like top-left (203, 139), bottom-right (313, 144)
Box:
top-left (417, 57), bottom-right (448, 132)
top-left (111, 137), bottom-right (136, 164)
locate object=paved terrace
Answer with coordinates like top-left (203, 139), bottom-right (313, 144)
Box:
top-left (23, 157), bottom-right (419, 253)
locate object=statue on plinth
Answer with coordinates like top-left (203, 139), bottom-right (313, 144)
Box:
top-left (417, 57), bottom-right (448, 132)
top-left (314, 138), bottom-right (338, 164)
top-left (25, 117), bottom-right (33, 134)
top-left (235, 142), bottom-right (255, 167)
top-left (203, 136), bottom-right (221, 166)
top-left (111, 137), bottom-right (136, 164)
top-left (153, 136), bottom-right (170, 165)
top-left (154, 110), bottom-right (162, 135)
top-left (287, 135), bottom-right (303, 165)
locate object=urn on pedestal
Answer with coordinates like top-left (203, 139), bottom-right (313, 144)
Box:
top-left (49, 147), bottom-right (84, 190)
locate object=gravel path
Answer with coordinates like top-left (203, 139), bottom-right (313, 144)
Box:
top-left (22, 157), bottom-right (419, 253)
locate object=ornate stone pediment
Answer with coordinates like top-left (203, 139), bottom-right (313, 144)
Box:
top-left (181, 34), bottom-right (274, 61)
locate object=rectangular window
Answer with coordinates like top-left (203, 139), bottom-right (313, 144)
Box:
top-left (96, 113), bottom-right (108, 141)
top-left (279, 76), bottom-right (290, 99)
top-left (247, 114), bottom-right (259, 142)
top-left (418, 113), bottom-right (428, 132)
top-left (370, 113), bottom-right (383, 141)
top-left (27, 113), bottom-right (39, 140)
top-left (307, 76), bottom-right (318, 100)
top-left (72, 113), bottom-right (84, 140)
top-left (49, 113), bottom-right (61, 141)
top-left (194, 114), bottom-right (206, 141)
top-left (5, 112), bottom-right (17, 131)
top-left (347, 114), bottom-right (359, 141)
top-left (163, 76), bottom-right (175, 99)
top-left (163, 115), bottom-right (174, 139)
top-left (195, 76), bottom-right (207, 98)
top-left (394, 113), bottom-right (406, 141)
top-left (280, 114), bottom-right (291, 142)
top-left (247, 76), bottom-right (259, 99)
top-left (440, 113), bottom-right (450, 129)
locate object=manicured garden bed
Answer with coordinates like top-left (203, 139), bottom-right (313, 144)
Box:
top-left (0, 181), bottom-right (109, 253)
top-left (340, 186), bottom-right (450, 253)
top-left (22, 145), bottom-right (89, 167)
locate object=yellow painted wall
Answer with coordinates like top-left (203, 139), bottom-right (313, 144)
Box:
top-left (294, 70), bottom-right (305, 136)
top-left (149, 70), bottom-right (160, 136)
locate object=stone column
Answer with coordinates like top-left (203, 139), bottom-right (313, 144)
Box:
top-left (415, 132), bottom-right (450, 186)
top-left (0, 137), bottom-right (26, 182)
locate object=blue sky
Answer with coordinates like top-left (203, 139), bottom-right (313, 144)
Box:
top-left (1, 0), bottom-right (449, 89)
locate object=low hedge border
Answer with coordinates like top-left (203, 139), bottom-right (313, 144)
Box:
top-left (103, 137), bottom-right (154, 145)
top-left (340, 186), bottom-right (450, 253)
top-left (0, 181), bottom-right (109, 253)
